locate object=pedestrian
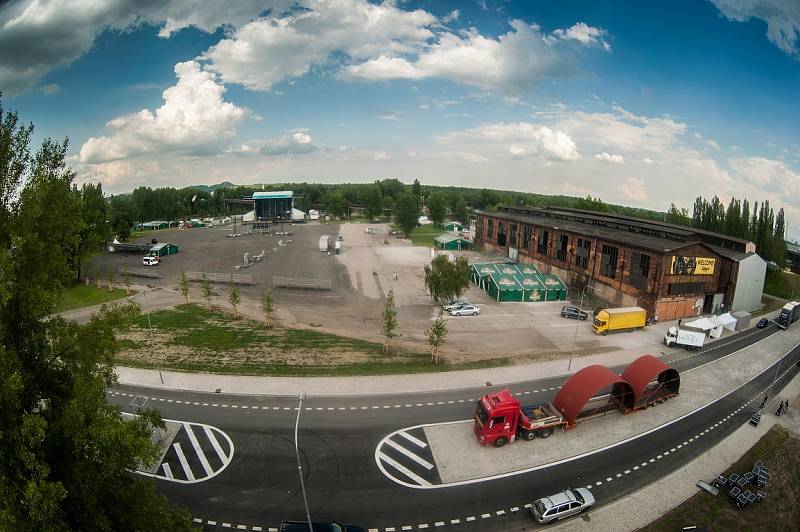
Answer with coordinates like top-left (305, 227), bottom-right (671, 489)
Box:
top-left (760, 394), bottom-right (768, 409)
top-left (678, 318), bottom-right (682, 327)
top-left (776, 402), bottom-right (783, 416)
top-left (785, 399), bottom-right (790, 412)
top-left (393, 272), bottom-right (398, 281)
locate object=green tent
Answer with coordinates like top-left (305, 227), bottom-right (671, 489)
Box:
top-left (495, 263), bottom-right (520, 277)
top-left (514, 263), bottom-right (541, 276)
top-left (435, 234), bottom-right (472, 250)
top-left (516, 273), bottom-right (547, 302)
top-left (471, 263), bottom-right (500, 286)
top-left (486, 272), bottom-right (524, 301)
top-left (537, 274), bottom-right (568, 301)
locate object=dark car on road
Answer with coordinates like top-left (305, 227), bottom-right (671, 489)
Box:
top-left (280, 521), bottom-right (365, 532)
top-left (756, 318), bottom-right (770, 329)
top-left (560, 306), bottom-right (588, 321)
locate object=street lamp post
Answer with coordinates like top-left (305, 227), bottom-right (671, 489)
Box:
top-left (568, 283), bottom-right (596, 372)
top-left (142, 291), bottom-right (164, 384)
top-left (294, 391), bottom-right (313, 532)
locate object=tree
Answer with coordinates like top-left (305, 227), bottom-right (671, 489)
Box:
top-left (427, 192), bottom-right (447, 226)
top-left (228, 282), bottom-right (240, 319)
top-left (0, 99), bottom-right (190, 530)
top-left (394, 192), bottom-right (420, 238)
top-left (665, 203), bottom-right (690, 226)
top-left (261, 289), bottom-right (275, 328)
top-left (107, 268), bottom-right (115, 292)
top-left (123, 272), bottom-right (131, 295)
top-left (324, 191), bottom-right (347, 218)
top-left (96, 268), bottom-right (104, 289)
top-left (424, 255), bottom-right (471, 303)
top-left (72, 182), bottom-right (111, 283)
top-left (452, 193), bottom-right (468, 225)
top-left (84, 263), bottom-right (93, 286)
top-left (382, 289), bottom-right (398, 354)
top-left (201, 273), bottom-right (212, 310)
top-left (425, 310), bottom-right (448, 364)
top-left (179, 271), bottom-right (189, 305)
top-left (364, 183), bottom-right (384, 221)
top-left (412, 178), bottom-right (421, 196)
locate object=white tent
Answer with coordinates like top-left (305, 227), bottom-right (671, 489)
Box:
top-left (711, 312), bottom-right (738, 332)
top-left (685, 317), bottom-right (716, 331)
top-left (291, 208), bottom-right (306, 221)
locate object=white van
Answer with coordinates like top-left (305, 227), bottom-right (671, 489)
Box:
top-left (143, 255), bottom-right (159, 266)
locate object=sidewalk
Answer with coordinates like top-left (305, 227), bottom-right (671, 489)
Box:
top-left (550, 362), bottom-right (800, 531)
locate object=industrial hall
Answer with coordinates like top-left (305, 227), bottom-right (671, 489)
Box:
top-left (474, 206), bottom-right (767, 321)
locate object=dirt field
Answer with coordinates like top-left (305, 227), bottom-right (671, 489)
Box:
top-left (91, 222), bottom-right (688, 364)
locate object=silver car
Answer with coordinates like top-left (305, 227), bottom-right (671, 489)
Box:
top-left (443, 299), bottom-right (469, 312)
top-left (530, 487), bottom-right (595, 523)
top-left (450, 304), bottom-right (480, 316)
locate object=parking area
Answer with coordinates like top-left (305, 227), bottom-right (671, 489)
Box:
top-left (92, 222), bottom-right (706, 363)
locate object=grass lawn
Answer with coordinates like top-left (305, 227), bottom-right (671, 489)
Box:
top-left (391, 224), bottom-right (446, 247)
top-left (120, 303), bottom-right (510, 376)
top-left (640, 425), bottom-right (800, 531)
top-left (764, 270), bottom-right (800, 300)
top-left (57, 284), bottom-right (133, 312)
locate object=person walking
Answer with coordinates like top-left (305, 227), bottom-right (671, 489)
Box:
top-left (776, 402), bottom-right (783, 416)
top-left (760, 394), bottom-right (769, 409)
top-left (784, 399), bottom-right (790, 412)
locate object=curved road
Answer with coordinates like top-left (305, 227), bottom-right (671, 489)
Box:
top-left (107, 324), bottom-right (800, 531)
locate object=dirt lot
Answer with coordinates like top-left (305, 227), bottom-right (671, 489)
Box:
top-left (92, 222), bottom-right (691, 364)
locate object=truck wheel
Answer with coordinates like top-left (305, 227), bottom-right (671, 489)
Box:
top-left (523, 430), bottom-right (536, 441)
top-left (539, 428), bottom-right (553, 438)
top-left (602, 330), bottom-right (609, 336)
top-left (493, 437), bottom-right (508, 448)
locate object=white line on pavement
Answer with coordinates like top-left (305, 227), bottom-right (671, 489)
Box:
top-left (378, 452), bottom-right (432, 486)
top-left (184, 423), bottom-right (213, 477)
top-left (162, 463), bottom-right (173, 479)
top-left (173, 443), bottom-right (195, 481)
top-left (398, 430), bottom-right (427, 448)
top-left (385, 439), bottom-right (434, 470)
top-left (204, 425), bottom-right (229, 461)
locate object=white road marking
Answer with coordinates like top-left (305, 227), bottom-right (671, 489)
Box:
top-left (378, 453), bottom-right (432, 486)
top-left (398, 431), bottom-right (427, 449)
top-left (162, 463), bottom-right (173, 478)
top-left (385, 439), bottom-right (434, 470)
top-left (173, 443), bottom-right (195, 481)
top-left (204, 425), bottom-right (229, 461)
top-left (184, 423), bottom-right (213, 477)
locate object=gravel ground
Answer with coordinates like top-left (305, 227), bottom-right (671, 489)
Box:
top-left (424, 328), bottom-right (799, 483)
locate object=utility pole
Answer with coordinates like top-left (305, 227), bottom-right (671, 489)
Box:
top-left (568, 283), bottom-right (596, 371)
top-left (294, 391), bottom-right (313, 531)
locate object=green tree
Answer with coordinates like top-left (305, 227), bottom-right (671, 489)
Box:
top-left (228, 282), bottom-right (240, 319)
top-left (201, 272), bottom-right (212, 310)
top-left (123, 271), bottom-right (131, 295)
top-left (665, 203), bottom-right (690, 226)
top-left (452, 193), bottom-right (468, 225)
top-left (424, 255), bottom-right (471, 303)
top-left (261, 289), bottom-right (275, 328)
top-left (179, 271), bottom-right (189, 305)
top-left (324, 191), bottom-right (347, 218)
top-left (0, 99), bottom-right (190, 531)
top-left (427, 192), bottom-right (447, 226)
top-left (412, 178), bottom-right (421, 196)
top-left (382, 289), bottom-right (398, 354)
top-left (394, 192), bottom-right (420, 238)
top-left (107, 268), bottom-right (115, 292)
top-left (364, 183), bottom-right (384, 221)
top-left (425, 310), bottom-right (448, 364)
top-left (73, 182), bottom-right (111, 283)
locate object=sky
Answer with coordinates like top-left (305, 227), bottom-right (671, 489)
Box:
top-left (2, 0), bottom-right (799, 234)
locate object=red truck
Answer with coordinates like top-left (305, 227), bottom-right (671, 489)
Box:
top-left (474, 389), bottom-right (568, 447)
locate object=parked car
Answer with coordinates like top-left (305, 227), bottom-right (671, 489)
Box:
top-left (560, 306), bottom-right (588, 321)
top-left (530, 487), bottom-right (595, 524)
top-left (443, 299), bottom-right (470, 312)
top-left (450, 304), bottom-right (480, 316)
top-left (756, 318), bottom-right (770, 329)
top-left (280, 521), bottom-right (364, 532)
top-left (142, 255), bottom-right (159, 266)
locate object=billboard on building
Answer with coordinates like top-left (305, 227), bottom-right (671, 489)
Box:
top-left (671, 256), bottom-right (716, 275)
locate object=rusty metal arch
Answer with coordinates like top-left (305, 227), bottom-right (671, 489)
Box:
top-left (621, 354), bottom-right (681, 407)
top-left (553, 365), bottom-right (635, 426)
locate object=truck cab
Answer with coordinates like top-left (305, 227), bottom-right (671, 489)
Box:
top-left (591, 314), bottom-right (609, 335)
top-left (474, 390), bottom-right (521, 447)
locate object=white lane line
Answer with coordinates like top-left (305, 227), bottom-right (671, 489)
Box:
top-left (204, 425), bottom-right (229, 461)
top-left (385, 440), bottom-right (434, 470)
top-left (173, 443), bottom-right (195, 481)
top-left (435, 522), bottom-right (445, 526)
top-left (481, 513), bottom-right (491, 518)
top-left (450, 520), bottom-right (460, 525)
top-left (398, 431), bottom-right (427, 449)
top-left (162, 463), bottom-right (173, 479)
top-left (378, 453), bottom-right (432, 486)
top-left (184, 423), bottom-right (213, 477)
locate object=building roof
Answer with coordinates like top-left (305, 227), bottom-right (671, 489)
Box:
top-left (435, 234), bottom-right (471, 244)
top-left (553, 365), bottom-right (635, 426)
top-left (620, 355), bottom-right (680, 407)
top-left (150, 243), bottom-right (176, 251)
top-left (253, 191), bottom-right (293, 199)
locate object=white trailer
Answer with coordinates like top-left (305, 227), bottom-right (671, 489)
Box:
top-left (319, 235), bottom-right (329, 252)
top-left (664, 326), bottom-right (705, 349)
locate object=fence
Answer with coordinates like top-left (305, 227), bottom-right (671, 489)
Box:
top-left (273, 276), bottom-right (333, 290)
top-left (119, 267), bottom-right (161, 279)
top-left (185, 271), bottom-right (253, 285)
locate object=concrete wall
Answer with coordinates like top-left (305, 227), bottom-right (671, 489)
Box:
top-left (731, 254), bottom-right (767, 312)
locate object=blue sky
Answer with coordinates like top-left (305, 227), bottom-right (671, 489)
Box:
top-left (2, 0), bottom-right (799, 232)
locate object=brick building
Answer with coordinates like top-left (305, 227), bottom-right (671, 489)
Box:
top-left (475, 206), bottom-right (766, 320)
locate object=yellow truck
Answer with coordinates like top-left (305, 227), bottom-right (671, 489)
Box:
top-left (592, 306), bottom-right (647, 335)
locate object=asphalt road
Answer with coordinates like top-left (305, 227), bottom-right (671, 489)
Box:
top-left (108, 323), bottom-right (798, 531)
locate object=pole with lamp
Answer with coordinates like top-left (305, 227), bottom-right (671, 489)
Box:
top-left (568, 283), bottom-right (597, 372)
top-left (294, 391), bottom-right (313, 531)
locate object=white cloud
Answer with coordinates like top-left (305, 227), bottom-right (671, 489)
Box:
top-left (39, 83), bottom-right (59, 95)
top-left (710, 0), bottom-right (800, 59)
top-left (260, 131), bottom-right (316, 155)
top-left (437, 122), bottom-right (579, 161)
top-left (730, 156), bottom-right (800, 197)
top-left (79, 61), bottom-right (246, 164)
top-left (551, 22), bottom-right (611, 51)
top-left (595, 152), bottom-right (625, 164)
top-left (377, 110), bottom-right (404, 120)
top-left (707, 139), bottom-right (721, 151)
top-left (203, 0), bottom-right (436, 90)
top-left (642, 157), bottom-right (655, 165)
top-left (373, 150), bottom-right (391, 161)
top-left (620, 176), bottom-right (648, 201)
top-left (442, 9), bottom-right (460, 23)
top-left (0, 0), bottom-right (271, 94)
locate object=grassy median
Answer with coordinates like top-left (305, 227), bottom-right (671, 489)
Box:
top-left (57, 284), bottom-right (133, 312)
top-left (641, 424), bottom-right (800, 531)
top-left (118, 304), bottom-right (508, 376)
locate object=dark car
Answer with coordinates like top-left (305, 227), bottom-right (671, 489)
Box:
top-left (280, 521), bottom-right (365, 532)
top-left (756, 318), bottom-right (770, 329)
top-left (560, 306), bottom-right (588, 321)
